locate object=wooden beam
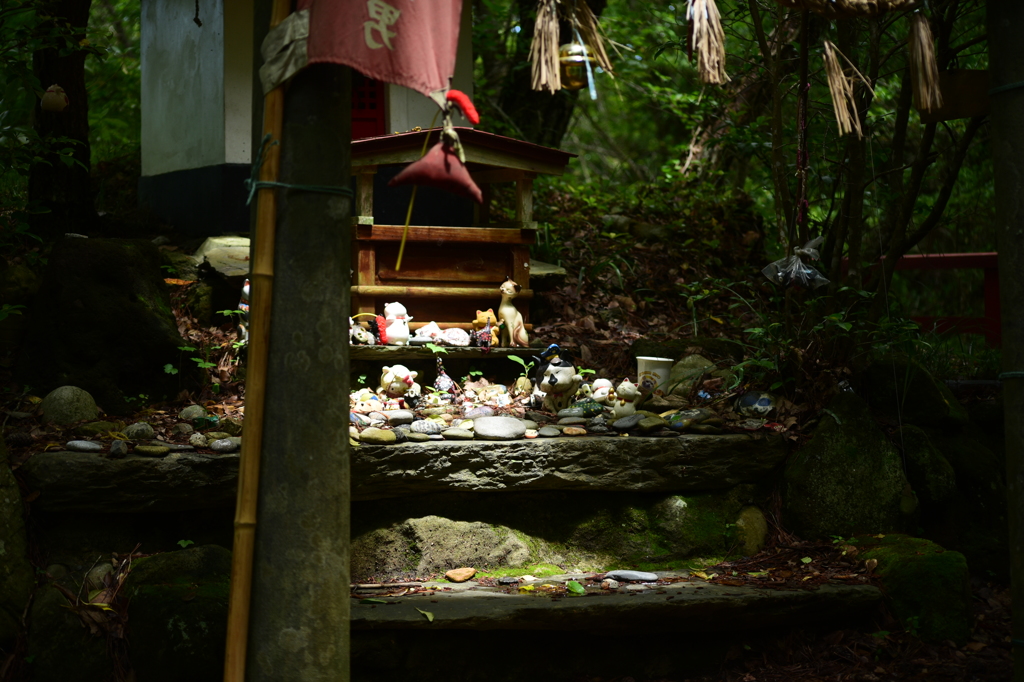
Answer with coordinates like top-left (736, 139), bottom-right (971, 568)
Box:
top-left (354, 225), bottom-right (536, 244)
top-left (352, 285), bottom-right (534, 298)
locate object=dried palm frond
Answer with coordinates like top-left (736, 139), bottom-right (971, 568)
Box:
top-left (772, 0), bottom-right (919, 19)
top-left (823, 40), bottom-right (862, 137)
top-left (688, 0), bottom-right (730, 84)
top-left (573, 0), bottom-right (614, 76)
top-left (908, 12), bottom-right (942, 112)
top-left (530, 0), bottom-right (561, 92)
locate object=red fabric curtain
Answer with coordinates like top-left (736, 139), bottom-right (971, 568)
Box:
top-left (298, 0), bottom-right (463, 96)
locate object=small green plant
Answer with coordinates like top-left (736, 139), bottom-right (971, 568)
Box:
top-left (160, 264), bottom-right (178, 276)
top-left (425, 342), bottom-right (448, 355)
top-left (506, 354), bottom-right (535, 378)
top-left (0, 303), bottom-right (25, 323)
top-left (164, 363), bottom-right (178, 375)
top-left (218, 309), bottom-right (244, 319)
top-left (578, 368), bottom-right (596, 378)
top-left (177, 539), bottom-right (194, 548)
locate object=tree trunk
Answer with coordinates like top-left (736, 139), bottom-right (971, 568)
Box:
top-left (245, 63), bottom-right (352, 680)
top-left (29, 0), bottom-right (95, 238)
top-left (988, 2), bottom-right (1024, 678)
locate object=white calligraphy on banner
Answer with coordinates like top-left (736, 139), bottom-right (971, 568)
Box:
top-left (364, 0), bottom-right (400, 50)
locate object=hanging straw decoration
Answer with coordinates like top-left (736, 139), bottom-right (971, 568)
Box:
top-left (573, 1), bottom-right (614, 76)
top-left (823, 40), bottom-right (862, 138)
top-left (530, 0), bottom-right (561, 92)
top-left (687, 0), bottom-right (730, 85)
top-left (908, 12), bottom-right (942, 112)
top-left (529, 0), bottom-right (614, 93)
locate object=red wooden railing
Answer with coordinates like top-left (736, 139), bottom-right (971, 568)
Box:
top-left (846, 252), bottom-right (1000, 346)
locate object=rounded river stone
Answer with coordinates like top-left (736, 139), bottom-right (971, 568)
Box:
top-left (472, 416), bottom-right (526, 440)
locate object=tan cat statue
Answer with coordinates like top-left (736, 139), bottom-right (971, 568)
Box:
top-left (497, 277), bottom-right (528, 348)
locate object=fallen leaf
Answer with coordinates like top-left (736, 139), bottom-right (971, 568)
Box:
top-left (416, 608), bottom-right (434, 622)
top-left (965, 642), bottom-right (986, 652)
top-left (359, 598), bottom-right (387, 604)
top-left (566, 580), bottom-right (586, 595)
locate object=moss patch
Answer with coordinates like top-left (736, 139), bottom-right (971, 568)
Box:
top-left (124, 545), bottom-right (231, 682)
top-left (784, 392), bottom-right (909, 538)
top-left (857, 534), bottom-right (971, 644)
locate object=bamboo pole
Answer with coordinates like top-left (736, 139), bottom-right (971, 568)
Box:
top-left (223, 0), bottom-right (291, 679)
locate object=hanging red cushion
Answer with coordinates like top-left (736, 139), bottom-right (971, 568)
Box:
top-left (388, 142), bottom-right (483, 204)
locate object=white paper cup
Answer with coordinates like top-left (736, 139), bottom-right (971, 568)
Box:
top-left (636, 356), bottom-right (674, 396)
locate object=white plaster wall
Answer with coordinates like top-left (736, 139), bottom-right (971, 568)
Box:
top-left (141, 0), bottom-right (226, 176)
top-left (387, 1), bottom-right (475, 133)
top-left (223, 0), bottom-right (253, 165)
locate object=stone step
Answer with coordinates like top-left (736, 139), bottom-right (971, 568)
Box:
top-left (19, 433), bottom-right (786, 511)
top-left (352, 572), bottom-right (881, 632)
top-left (350, 572), bottom-right (883, 681)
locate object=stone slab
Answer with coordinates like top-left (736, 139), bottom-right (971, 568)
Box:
top-left (19, 433), bottom-right (787, 510)
top-left (18, 451), bottom-right (240, 513)
top-left (351, 433), bottom-right (787, 500)
top-left (352, 576), bottom-right (881, 632)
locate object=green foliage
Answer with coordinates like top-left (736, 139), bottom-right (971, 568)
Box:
top-left (177, 539), bottom-right (194, 549)
top-left (506, 354), bottom-right (534, 378)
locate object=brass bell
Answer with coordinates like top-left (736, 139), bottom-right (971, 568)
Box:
top-left (559, 43), bottom-right (594, 91)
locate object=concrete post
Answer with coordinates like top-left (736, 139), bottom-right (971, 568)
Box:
top-left (246, 63), bottom-right (352, 680)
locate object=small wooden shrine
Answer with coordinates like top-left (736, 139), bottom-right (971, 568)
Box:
top-left (350, 127), bottom-right (576, 331)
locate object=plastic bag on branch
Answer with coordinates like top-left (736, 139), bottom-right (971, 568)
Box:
top-left (762, 237), bottom-right (830, 289)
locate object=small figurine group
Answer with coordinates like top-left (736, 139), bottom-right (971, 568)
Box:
top-left (348, 278), bottom-right (530, 348)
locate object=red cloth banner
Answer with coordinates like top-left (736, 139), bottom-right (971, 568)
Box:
top-left (298, 0), bottom-right (463, 97)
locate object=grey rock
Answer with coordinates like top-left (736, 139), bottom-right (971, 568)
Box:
top-left (136, 445), bottom-right (170, 457)
top-left (405, 431), bottom-right (430, 443)
top-left (410, 420), bottom-right (444, 435)
top-left (179, 405), bottom-right (207, 421)
top-left (524, 411), bottom-right (548, 423)
top-left (124, 422), bottom-right (155, 440)
top-left (537, 426), bottom-right (562, 438)
top-left (637, 416), bottom-right (668, 433)
top-left (351, 413), bottom-right (372, 426)
top-left (154, 442), bottom-right (195, 452)
top-left (218, 417), bottom-right (243, 437)
top-left (605, 570), bottom-right (659, 582)
top-left (557, 417), bottom-right (587, 426)
top-left (472, 416), bottom-right (526, 441)
top-left (171, 423), bottom-right (194, 436)
top-left (227, 437), bottom-right (242, 449)
top-left (19, 451), bottom-right (240, 512)
top-left (108, 440), bottom-right (128, 458)
top-left (612, 414), bottom-right (643, 432)
top-left (463, 406), bottom-right (494, 419)
top-left (441, 428), bottom-right (475, 440)
top-left (41, 387), bottom-right (99, 426)
top-left (205, 431), bottom-right (231, 441)
top-left (360, 428), bottom-right (397, 445)
top-left (209, 439), bottom-right (238, 453)
top-left (66, 440), bottom-right (102, 453)
top-left (586, 425), bottom-right (611, 435)
top-left (385, 410), bottom-right (415, 426)
top-left (189, 433), bottom-right (209, 448)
